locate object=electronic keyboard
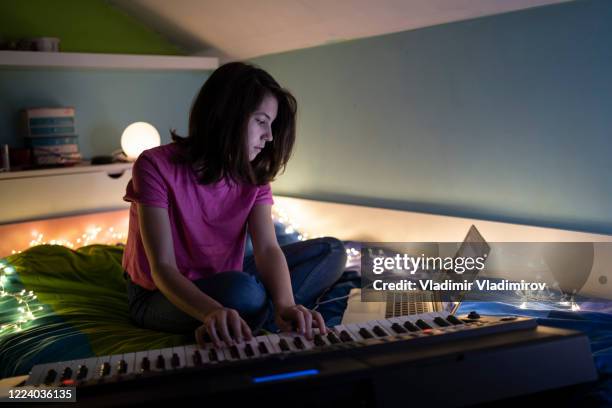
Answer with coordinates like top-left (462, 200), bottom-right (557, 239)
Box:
top-left (18, 312), bottom-right (598, 407)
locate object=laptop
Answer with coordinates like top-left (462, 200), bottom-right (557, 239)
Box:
top-left (341, 225), bottom-right (490, 324)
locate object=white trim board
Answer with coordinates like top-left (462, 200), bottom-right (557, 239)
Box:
top-left (0, 50), bottom-right (218, 70)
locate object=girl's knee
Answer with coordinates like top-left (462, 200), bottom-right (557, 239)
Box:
top-left (313, 236), bottom-right (346, 254)
top-left (320, 236), bottom-right (348, 270)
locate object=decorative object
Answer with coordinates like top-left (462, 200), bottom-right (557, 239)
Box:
top-left (119, 122), bottom-right (161, 161)
top-left (21, 107), bottom-right (81, 167)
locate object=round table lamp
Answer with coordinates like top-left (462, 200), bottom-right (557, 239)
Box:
top-left (120, 122), bottom-right (161, 160)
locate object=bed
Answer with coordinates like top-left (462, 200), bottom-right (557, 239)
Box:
top-left (1, 193), bottom-right (612, 405)
top-left (0, 203), bottom-right (360, 379)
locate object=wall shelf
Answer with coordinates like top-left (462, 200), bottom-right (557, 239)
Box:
top-left (0, 161), bottom-right (133, 223)
top-left (0, 50), bottom-right (218, 70)
top-left (0, 162), bottom-right (132, 180)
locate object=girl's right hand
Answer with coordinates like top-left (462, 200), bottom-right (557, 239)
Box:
top-left (195, 307), bottom-right (253, 348)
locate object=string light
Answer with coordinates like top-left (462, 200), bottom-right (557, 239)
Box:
top-left (1, 205), bottom-right (361, 334)
top-left (272, 205), bottom-right (361, 268)
top-left (4, 225), bottom-right (127, 334)
top-left (0, 261), bottom-right (44, 334)
top-left (10, 226), bottom-right (128, 255)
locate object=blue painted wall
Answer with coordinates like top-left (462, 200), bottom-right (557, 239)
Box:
top-left (251, 0), bottom-right (612, 235)
top-left (0, 68), bottom-right (207, 158)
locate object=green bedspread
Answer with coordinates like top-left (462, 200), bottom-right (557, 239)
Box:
top-left (0, 244), bottom-right (191, 378)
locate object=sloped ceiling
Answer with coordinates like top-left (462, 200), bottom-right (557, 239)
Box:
top-left (109, 0), bottom-right (570, 61)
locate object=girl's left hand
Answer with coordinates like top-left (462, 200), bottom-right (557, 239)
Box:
top-left (274, 304), bottom-right (328, 340)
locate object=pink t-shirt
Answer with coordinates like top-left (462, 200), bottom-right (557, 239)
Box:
top-left (122, 143), bottom-right (274, 290)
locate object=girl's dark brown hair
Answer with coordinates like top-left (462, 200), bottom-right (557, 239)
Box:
top-left (171, 61), bottom-right (297, 185)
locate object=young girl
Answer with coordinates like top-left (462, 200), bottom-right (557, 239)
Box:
top-left (122, 61), bottom-right (347, 348)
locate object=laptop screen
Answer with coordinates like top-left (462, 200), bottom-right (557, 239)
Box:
top-left (442, 225), bottom-right (491, 314)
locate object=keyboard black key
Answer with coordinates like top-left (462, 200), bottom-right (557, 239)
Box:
top-left (76, 365), bottom-right (88, 380)
top-left (293, 337), bottom-right (305, 350)
top-left (327, 332), bottom-right (340, 344)
top-left (140, 357), bottom-right (150, 372)
top-left (208, 349), bottom-right (218, 362)
top-left (193, 350), bottom-right (203, 365)
top-left (339, 330), bottom-right (353, 342)
top-left (313, 334), bottom-right (326, 347)
top-left (372, 325), bottom-right (388, 337)
top-left (230, 346), bottom-right (240, 359)
top-left (171, 353), bottom-right (180, 368)
top-left (278, 338), bottom-right (290, 351)
top-left (44, 369), bottom-right (57, 385)
top-left (403, 321), bottom-right (420, 332)
top-left (244, 343), bottom-right (254, 357)
top-left (358, 328), bottom-right (374, 339)
top-left (446, 315), bottom-right (464, 325)
top-left (117, 360), bottom-right (128, 374)
top-left (100, 362), bottom-right (111, 376)
top-left (433, 317), bottom-right (451, 327)
top-left (258, 342), bottom-right (269, 354)
top-left (156, 355), bottom-right (165, 370)
top-left (415, 319), bottom-right (433, 330)
top-left (61, 367), bottom-right (72, 381)
top-left (391, 323), bottom-right (407, 334)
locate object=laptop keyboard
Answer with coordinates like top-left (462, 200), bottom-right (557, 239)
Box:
top-left (385, 291), bottom-right (443, 317)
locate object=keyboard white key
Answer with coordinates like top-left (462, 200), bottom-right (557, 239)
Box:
top-left (108, 354), bottom-right (124, 376)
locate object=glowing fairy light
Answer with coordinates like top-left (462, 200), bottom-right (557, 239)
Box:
top-left (272, 204), bottom-right (359, 267)
top-left (344, 246), bottom-right (362, 268)
top-left (3, 205), bottom-right (360, 333)
top-left (0, 261), bottom-right (44, 334)
top-left (12, 223), bottom-right (129, 255)
top-left (4, 230), bottom-right (91, 333)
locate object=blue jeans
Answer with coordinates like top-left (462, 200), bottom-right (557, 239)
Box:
top-left (126, 237), bottom-right (347, 335)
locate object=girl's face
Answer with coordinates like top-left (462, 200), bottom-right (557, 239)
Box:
top-left (247, 94), bottom-right (278, 161)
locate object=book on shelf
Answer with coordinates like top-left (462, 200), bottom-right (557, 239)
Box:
top-left (33, 144), bottom-right (80, 155)
top-left (23, 107), bottom-right (75, 118)
top-left (29, 117), bottom-right (75, 126)
top-left (34, 152), bottom-right (82, 166)
top-left (20, 107), bottom-right (81, 167)
top-left (26, 136), bottom-right (79, 147)
top-left (21, 107), bottom-right (77, 139)
top-left (29, 126), bottom-right (76, 137)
